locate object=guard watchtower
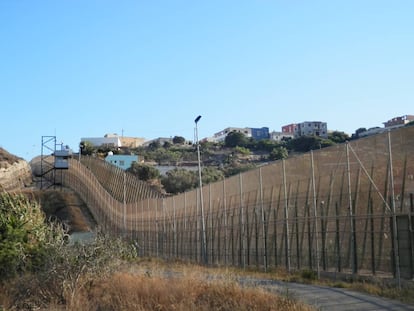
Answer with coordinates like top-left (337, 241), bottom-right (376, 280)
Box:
top-left (54, 145), bottom-right (71, 169)
top-left (40, 136), bottom-right (72, 189)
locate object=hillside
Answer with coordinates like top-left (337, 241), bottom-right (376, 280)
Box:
top-left (0, 147), bottom-right (21, 165)
top-left (0, 147), bottom-right (32, 191)
top-left (33, 189), bottom-right (96, 234)
top-left (0, 147), bottom-right (93, 237)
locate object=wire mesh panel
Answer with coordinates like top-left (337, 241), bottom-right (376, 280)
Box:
top-left (59, 126), bottom-right (414, 280)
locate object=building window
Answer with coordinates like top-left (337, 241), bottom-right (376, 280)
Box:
top-left (119, 160), bottom-right (125, 166)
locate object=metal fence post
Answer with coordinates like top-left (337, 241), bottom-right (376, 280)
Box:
top-left (388, 130), bottom-right (401, 289)
top-left (282, 159), bottom-right (291, 272)
top-left (310, 151), bottom-right (320, 278)
top-left (346, 142), bottom-right (356, 277)
top-left (259, 167), bottom-right (267, 272)
top-left (239, 173), bottom-right (246, 268)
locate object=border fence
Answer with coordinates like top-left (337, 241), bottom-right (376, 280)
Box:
top-left (60, 126), bottom-right (414, 281)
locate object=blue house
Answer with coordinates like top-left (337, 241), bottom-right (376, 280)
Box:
top-left (105, 154), bottom-right (139, 170)
top-left (251, 127), bottom-right (270, 140)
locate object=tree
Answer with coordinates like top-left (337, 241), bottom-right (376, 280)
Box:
top-left (254, 139), bottom-right (280, 152)
top-left (127, 163), bottom-right (160, 181)
top-left (224, 131), bottom-right (248, 148)
top-left (287, 136), bottom-right (333, 153)
top-left (161, 169), bottom-right (197, 194)
top-left (269, 146), bottom-right (288, 161)
top-left (148, 141), bottom-right (161, 150)
top-left (224, 163), bottom-right (256, 177)
top-left (201, 167), bottom-right (224, 184)
top-left (80, 141), bottom-right (94, 155)
top-left (153, 149), bottom-right (181, 165)
top-left (234, 146), bottom-right (251, 156)
top-left (172, 136), bottom-right (186, 144)
top-left (328, 131), bottom-right (350, 143)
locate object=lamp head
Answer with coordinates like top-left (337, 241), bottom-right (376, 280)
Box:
top-left (194, 115), bottom-right (202, 124)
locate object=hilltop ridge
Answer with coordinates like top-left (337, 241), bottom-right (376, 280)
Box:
top-left (0, 147), bottom-right (32, 191)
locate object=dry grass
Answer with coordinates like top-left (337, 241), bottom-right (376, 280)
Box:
top-left (3, 256), bottom-right (413, 310)
top-left (0, 147), bottom-right (21, 166)
top-left (0, 258), bottom-right (315, 311)
top-left (126, 259), bottom-right (414, 306)
top-left (67, 272), bottom-right (314, 311)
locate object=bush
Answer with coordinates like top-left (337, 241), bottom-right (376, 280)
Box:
top-left (161, 168), bottom-right (197, 194)
top-left (300, 269), bottom-right (317, 281)
top-left (0, 192), bottom-right (65, 279)
top-left (234, 146), bottom-right (251, 156)
top-left (127, 163), bottom-right (160, 181)
top-left (269, 146), bottom-right (288, 161)
top-left (1, 232), bottom-right (137, 310)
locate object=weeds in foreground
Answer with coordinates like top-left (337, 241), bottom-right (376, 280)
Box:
top-left (66, 272), bottom-right (315, 311)
top-left (0, 259), bottom-right (315, 311)
top-left (139, 261), bottom-right (414, 306)
top-left (0, 241), bottom-right (314, 311)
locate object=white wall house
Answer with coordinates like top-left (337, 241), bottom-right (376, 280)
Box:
top-left (270, 131), bottom-right (295, 142)
top-left (212, 127), bottom-right (252, 142)
top-left (295, 121), bottom-right (328, 139)
top-left (81, 136), bottom-right (122, 148)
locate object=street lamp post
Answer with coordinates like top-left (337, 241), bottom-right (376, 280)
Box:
top-left (195, 115), bottom-right (207, 264)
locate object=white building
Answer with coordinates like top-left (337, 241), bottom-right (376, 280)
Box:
top-left (212, 127), bottom-right (252, 142)
top-left (270, 131), bottom-right (295, 142)
top-left (81, 134), bottom-right (122, 148)
top-left (295, 121), bottom-right (328, 139)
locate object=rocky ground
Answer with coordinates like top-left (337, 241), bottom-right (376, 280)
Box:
top-left (0, 147), bottom-right (32, 191)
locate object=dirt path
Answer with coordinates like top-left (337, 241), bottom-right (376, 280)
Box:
top-left (239, 277), bottom-right (414, 311)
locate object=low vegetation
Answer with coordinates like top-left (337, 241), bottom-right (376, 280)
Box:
top-left (2, 190), bottom-right (413, 310)
top-left (0, 191), bottom-right (314, 310)
top-left (0, 192), bottom-right (64, 279)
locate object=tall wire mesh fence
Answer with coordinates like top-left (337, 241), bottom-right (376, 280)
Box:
top-left (58, 126), bottom-right (414, 279)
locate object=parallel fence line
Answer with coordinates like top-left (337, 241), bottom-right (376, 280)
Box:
top-left (59, 126), bottom-right (414, 279)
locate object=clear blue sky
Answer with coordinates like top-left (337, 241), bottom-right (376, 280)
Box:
top-left (1, 1), bottom-right (413, 160)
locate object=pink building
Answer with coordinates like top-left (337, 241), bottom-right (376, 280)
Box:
top-left (282, 124), bottom-right (297, 134)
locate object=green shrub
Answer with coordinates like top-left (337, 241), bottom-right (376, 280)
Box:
top-left (300, 269), bottom-right (317, 280)
top-left (0, 192), bottom-right (65, 279)
top-left (3, 232), bottom-right (137, 309)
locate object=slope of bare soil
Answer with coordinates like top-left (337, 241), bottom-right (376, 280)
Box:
top-left (34, 189), bottom-right (96, 233)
